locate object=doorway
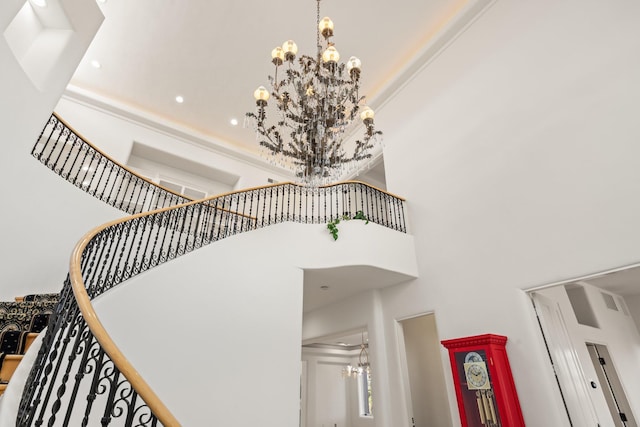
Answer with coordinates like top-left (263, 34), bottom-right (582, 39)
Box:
top-left (400, 314), bottom-right (452, 427)
top-left (528, 267), bottom-right (640, 427)
top-left (586, 343), bottom-right (638, 427)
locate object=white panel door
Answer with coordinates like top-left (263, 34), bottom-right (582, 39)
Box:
top-left (531, 292), bottom-right (604, 427)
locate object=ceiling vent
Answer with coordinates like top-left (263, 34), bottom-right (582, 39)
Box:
top-left (600, 292), bottom-right (618, 311)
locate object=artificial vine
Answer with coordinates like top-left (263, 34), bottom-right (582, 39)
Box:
top-left (327, 211), bottom-right (370, 240)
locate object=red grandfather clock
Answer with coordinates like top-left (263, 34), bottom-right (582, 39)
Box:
top-left (441, 334), bottom-right (525, 427)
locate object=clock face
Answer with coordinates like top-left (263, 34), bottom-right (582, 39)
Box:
top-left (465, 351), bottom-right (483, 363)
top-left (464, 362), bottom-right (490, 390)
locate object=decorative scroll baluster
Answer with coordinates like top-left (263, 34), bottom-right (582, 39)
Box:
top-left (50, 127), bottom-right (71, 172)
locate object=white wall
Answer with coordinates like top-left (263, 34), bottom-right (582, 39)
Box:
top-left (302, 349), bottom-right (351, 427)
top-left (626, 294), bottom-right (640, 332)
top-left (301, 347), bottom-right (376, 427)
top-left (0, 1), bottom-right (110, 301)
top-left (92, 221), bottom-right (416, 426)
top-left (376, 0), bottom-right (640, 425)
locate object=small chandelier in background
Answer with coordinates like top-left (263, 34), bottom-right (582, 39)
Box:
top-left (343, 332), bottom-right (370, 378)
top-left (246, 0), bottom-right (382, 187)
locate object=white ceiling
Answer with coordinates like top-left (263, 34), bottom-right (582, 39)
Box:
top-left (64, 1), bottom-right (640, 343)
top-left (69, 0), bottom-right (478, 160)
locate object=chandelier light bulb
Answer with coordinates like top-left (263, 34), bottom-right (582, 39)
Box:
top-left (282, 40), bottom-right (298, 61)
top-left (271, 47), bottom-right (285, 66)
top-left (347, 56), bottom-right (362, 80)
top-left (360, 106), bottom-right (375, 122)
top-left (322, 46), bottom-right (340, 63)
top-left (318, 16), bottom-right (334, 38)
top-left (347, 56), bottom-right (361, 72)
top-left (254, 86), bottom-right (270, 104)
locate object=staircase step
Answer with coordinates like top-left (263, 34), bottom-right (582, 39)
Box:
top-left (0, 382), bottom-right (6, 397)
top-left (24, 332), bottom-right (38, 353)
top-left (19, 293), bottom-right (60, 303)
top-left (0, 330), bottom-right (28, 354)
top-left (0, 354), bottom-right (23, 383)
top-left (0, 302), bottom-right (55, 333)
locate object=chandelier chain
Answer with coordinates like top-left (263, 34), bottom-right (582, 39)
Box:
top-left (316, 0), bottom-right (321, 57)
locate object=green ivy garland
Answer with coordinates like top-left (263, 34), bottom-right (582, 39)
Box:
top-left (327, 211), bottom-right (369, 240)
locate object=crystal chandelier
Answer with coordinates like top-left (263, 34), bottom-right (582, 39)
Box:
top-left (246, 0), bottom-right (382, 186)
top-left (343, 332), bottom-right (370, 378)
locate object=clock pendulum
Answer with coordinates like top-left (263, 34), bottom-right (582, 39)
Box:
top-left (476, 389), bottom-right (498, 426)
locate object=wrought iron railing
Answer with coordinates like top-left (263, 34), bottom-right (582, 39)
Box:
top-left (19, 115), bottom-right (407, 426)
top-left (32, 113), bottom-right (192, 213)
top-left (18, 182), bottom-right (406, 426)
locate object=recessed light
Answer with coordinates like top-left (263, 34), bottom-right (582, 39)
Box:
top-left (175, 95), bottom-right (184, 103)
top-left (230, 118), bottom-right (239, 126)
top-left (96, 0), bottom-right (107, 3)
top-left (31, 0), bottom-right (47, 7)
top-left (91, 60), bottom-right (101, 69)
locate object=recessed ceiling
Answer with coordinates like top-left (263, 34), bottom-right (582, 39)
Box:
top-left (580, 266), bottom-right (640, 296)
top-left (303, 330), bottom-right (368, 349)
top-left (68, 0), bottom-right (487, 160)
top-left (304, 265), bottom-right (415, 313)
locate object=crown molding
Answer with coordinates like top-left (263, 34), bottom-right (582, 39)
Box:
top-left (61, 85), bottom-right (296, 180)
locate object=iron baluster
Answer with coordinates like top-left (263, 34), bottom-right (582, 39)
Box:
top-left (275, 185), bottom-right (281, 224)
top-left (33, 300), bottom-right (81, 425)
top-left (47, 308), bottom-right (88, 425)
top-left (31, 115), bottom-right (55, 159)
top-left (62, 321), bottom-right (92, 426)
top-left (99, 360), bottom-right (121, 426)
top-left (267, 186), bottom-right (274, 226)
top-left (81, 343), bottom-right (106, 426)
top-left (91, 157), bottom-right (108, 199)
top-left (53, 129), bottom-right (73, 178)
top-left (111, 168), bottom-right (127, 209)
top-left (117, 171), bottom-right (135, 211)
top-left (46, 123), bottom-right (69, 170)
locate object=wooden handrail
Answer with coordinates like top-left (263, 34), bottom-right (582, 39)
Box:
top-left (69, 205), bottom-right (187, 426)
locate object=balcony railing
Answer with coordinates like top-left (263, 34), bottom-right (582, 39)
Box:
top-left (32, 113), bottom-right (192, 213)
top-left (18, 115), bottom-right (407, 426)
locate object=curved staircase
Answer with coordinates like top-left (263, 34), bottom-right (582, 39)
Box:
top-left (7, 114), bottom-right (409, 426)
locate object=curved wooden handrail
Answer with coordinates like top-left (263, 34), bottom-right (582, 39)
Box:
top-left (69, 204), bottom-right (190, 426)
